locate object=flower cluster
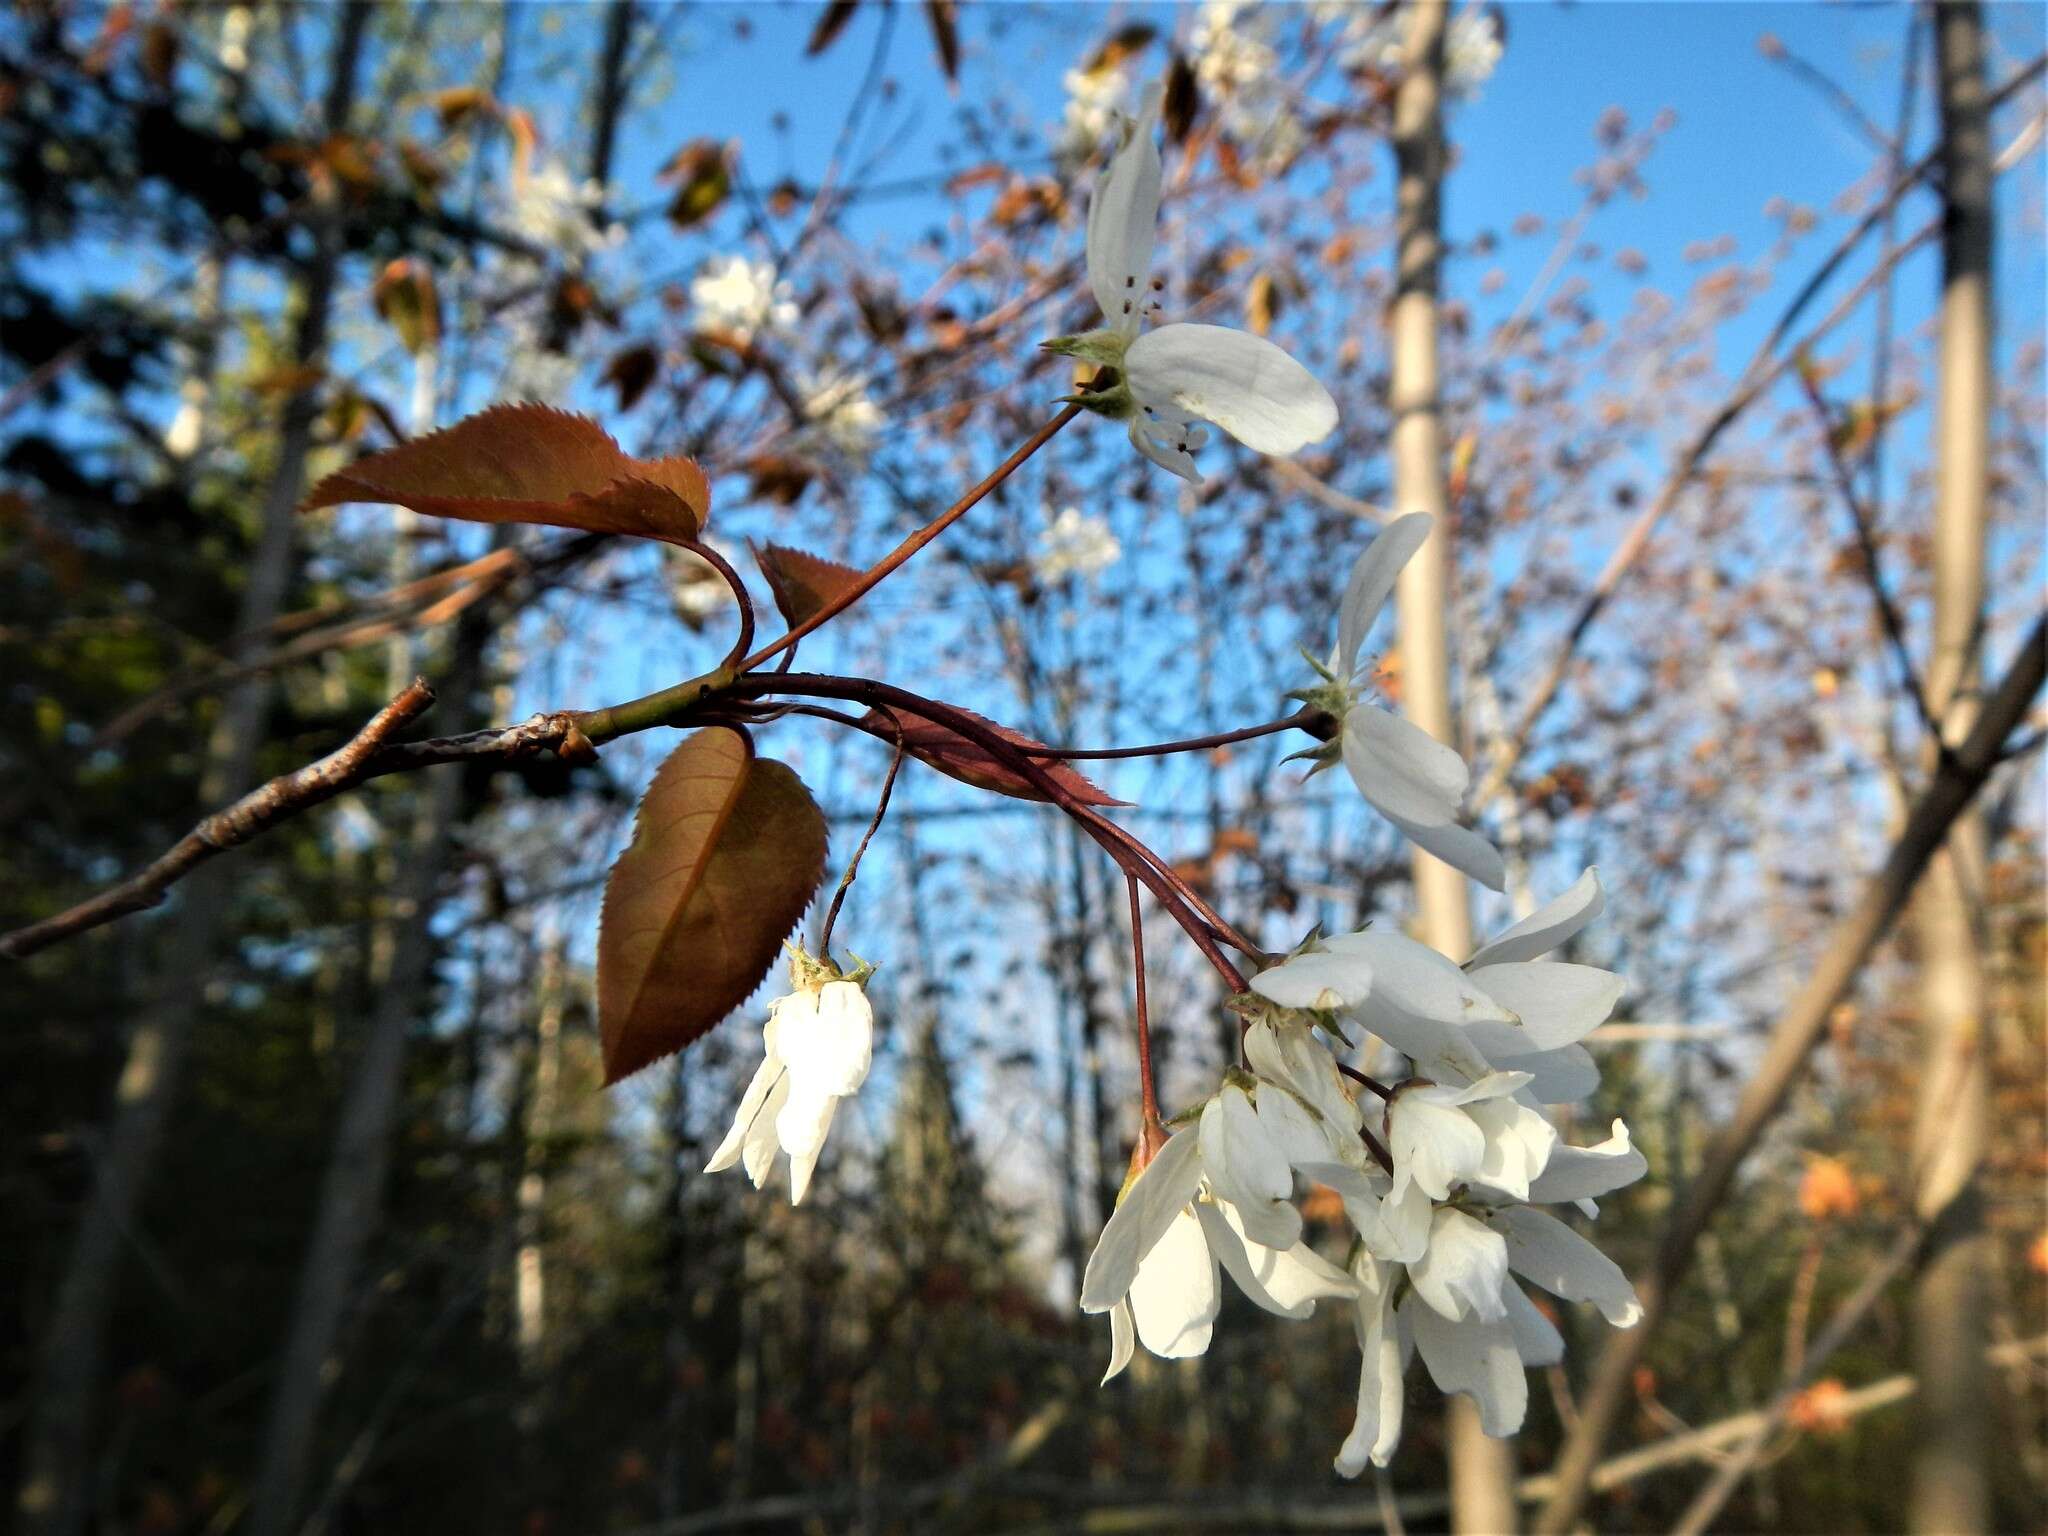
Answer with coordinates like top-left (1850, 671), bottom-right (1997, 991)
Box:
top-left (1085, 869), bottom-right (1645, 1473)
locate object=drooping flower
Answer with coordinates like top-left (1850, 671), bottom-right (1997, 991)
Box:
top-left (1043, 88), bottom-right (1337, 482)
top-left (704, 951), bottom-right (874, 1205)
top-left (1081, 1083), bottom-right (1358, 1381)
top-left (1294, 512), bottom-right (1505, 889)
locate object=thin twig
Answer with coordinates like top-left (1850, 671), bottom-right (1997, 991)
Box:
top-left (1481, 51), bottom-right (2044, 806)
top-left (2, 679), bottom-right (438, 959)
top-left (737, 404), bottom-right (1081, 671)
top-left (1793, 364), bottom-right (1944, 743)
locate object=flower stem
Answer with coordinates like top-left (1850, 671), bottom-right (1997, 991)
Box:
top-left (1026, 708), bottom-right (1320, 761)
top-left (818, 713), bottom-right (906, 956)
top-left (1337, 1061), bottom-right (1395, 1101)
top-left (1127, 872), bottom-right (1164, 1145)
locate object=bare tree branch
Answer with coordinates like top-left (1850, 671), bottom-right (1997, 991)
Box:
top-left (1532, 610), bottom-right (2047, 1534)
top-left (1, 679), bottom-right (437, 959)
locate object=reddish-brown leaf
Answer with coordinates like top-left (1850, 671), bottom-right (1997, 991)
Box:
top-left (302, 403), bottom-right (709, 543)
top-left (597, 728), bottom-right (828, 1084)
top-left (753, 542), bottom-right (863, 630)
top-left (878, 708), bottom-right (1126, 807)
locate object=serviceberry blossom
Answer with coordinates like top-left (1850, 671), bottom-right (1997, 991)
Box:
top-left (1079, 1076), bottom-right (1358, 1381)
top-left (704, 949), bottom-right (874, 1205)
top-left (689, 254), bottom-right (798, 342)
top-left (1033, 506), bottom-right (1122, 583)
top-left (1295, 512), bottom-right (1506, 890)
top-left (1083, 873), bottom-right (1644, 1474)
top-left (1042, 87), bottom-right (1337, 482)
top-left (796, 367), bottom-right (883, 457)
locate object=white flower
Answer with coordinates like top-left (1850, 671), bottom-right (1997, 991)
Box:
top-left (797, 368), bottom-right (883, 456)
top-left (703, 971), bottom-right (873, 1205)
top-left (689, 255), bottom-right (797, 341)
top-left (1058, 64), bottom-right (1133, 161)
top-left (508, 159), bottom-right (619, 258)
top-left (1045, 88), bottom-right (1337, 482)
top-left (1445, 10), bottom-right (1505, 98)
top-left (1296, 512), bottom-right (1505, 889)
top-left (1081, 1088), bottom-right (1358, 1382)
top-left (1033, 507), bottom-right (1122, 583)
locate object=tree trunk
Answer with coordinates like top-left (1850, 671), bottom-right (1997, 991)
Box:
top-left (1388, 4), bottom-right (1518, 1529)
top-left (11, 12), bottom-right (371, 1533)
top-left (1908, 3), bottom-right (1994, 1530)
top-left (246, 760), bottom-right (462, 1536)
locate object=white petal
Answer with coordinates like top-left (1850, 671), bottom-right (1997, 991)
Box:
top-left (1250, 950), bottom-right (1373, 1012)
top-left (1128, 1208), bottom-right (1220, 1357)
top-left (1467, 867), bottom-right (1606, 968)
top-left (1501, 1043), bottom-right (1602, 1104)
top-left (1325, 931), bottom-right (1517, 1026)
top-left (1078, 1128), bottom-right (1205, 1311)
top-left (704, 1051), bottom-right (787, 1173)
top-left (1387, 1093), bottom-right (1487, 1202)
top-left (1086, 101), bottom-right (1162, 329)
top-left (1335, 1256), bottom-right (1407, 1476)
top-left (1126, 416), bottom-right (1201, 482)
top-left (1340, 705), bottom-right (1470, 828)
top-left (1201, 1201), bottom-right (1358, 1318)
top-left (1337, 513), bottom-right (1433, 681)
top-left (1504, 1282), bottom-right (1565, 1367)
top-left (1341, 709), bottom-right (1507, 891)
top-left (1492, 1206), bottom-right (1643, 1326)
top-left (1526, 1119), bottom-right (1646, 1203)
top-left (1467, 1097), bottom-right (1560, 1202)
top-left (774, 1078), bottom-right (840, 1162)
top-left (1409, 1297), bottom-right (1530, 1438)
top-left (1103, 1299), bottom-right (1136, 1384)
top-left (1410, 1207), bottom-right (1510, 1323)
top-left (1256, 1077), bottom-right (1343, 1166)
top-left (1471, 963), bottom-right (1623, 1053)
top-left (1350, 1010), bottom-right (1499, 1087)
top-left (1245, 1019), bottom-right (1363, 1136)
top-left (786, 1100), bottom-right (836, 1206)
top-left (778, 982), bottom-right (874, 1100)
top-left (1200, 1086), bottom-right (1299, 1250)
top-left (1124, 323), bottom-right (1338, 455)
top-left (741, 1073), bottom-right (792, 1187)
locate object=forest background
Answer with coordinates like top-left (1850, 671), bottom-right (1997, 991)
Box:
top-left (3, 2), bottom-right (2044, 1533)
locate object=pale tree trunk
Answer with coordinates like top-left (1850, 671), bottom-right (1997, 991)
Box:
top-left (515, 925), bottom-right (567, 1395)
top-left (246, 762), bottom-right (463, 1536)
top-left (1908, 3), bottom-right (1994, 1530)
top-left (1389, 4), bottom-right (1519, 1529)
top-left (12, 12), bottom-right (370, 1534)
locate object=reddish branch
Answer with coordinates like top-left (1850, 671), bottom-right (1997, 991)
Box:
top-left (2, 679), bottom-right (439, 960)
